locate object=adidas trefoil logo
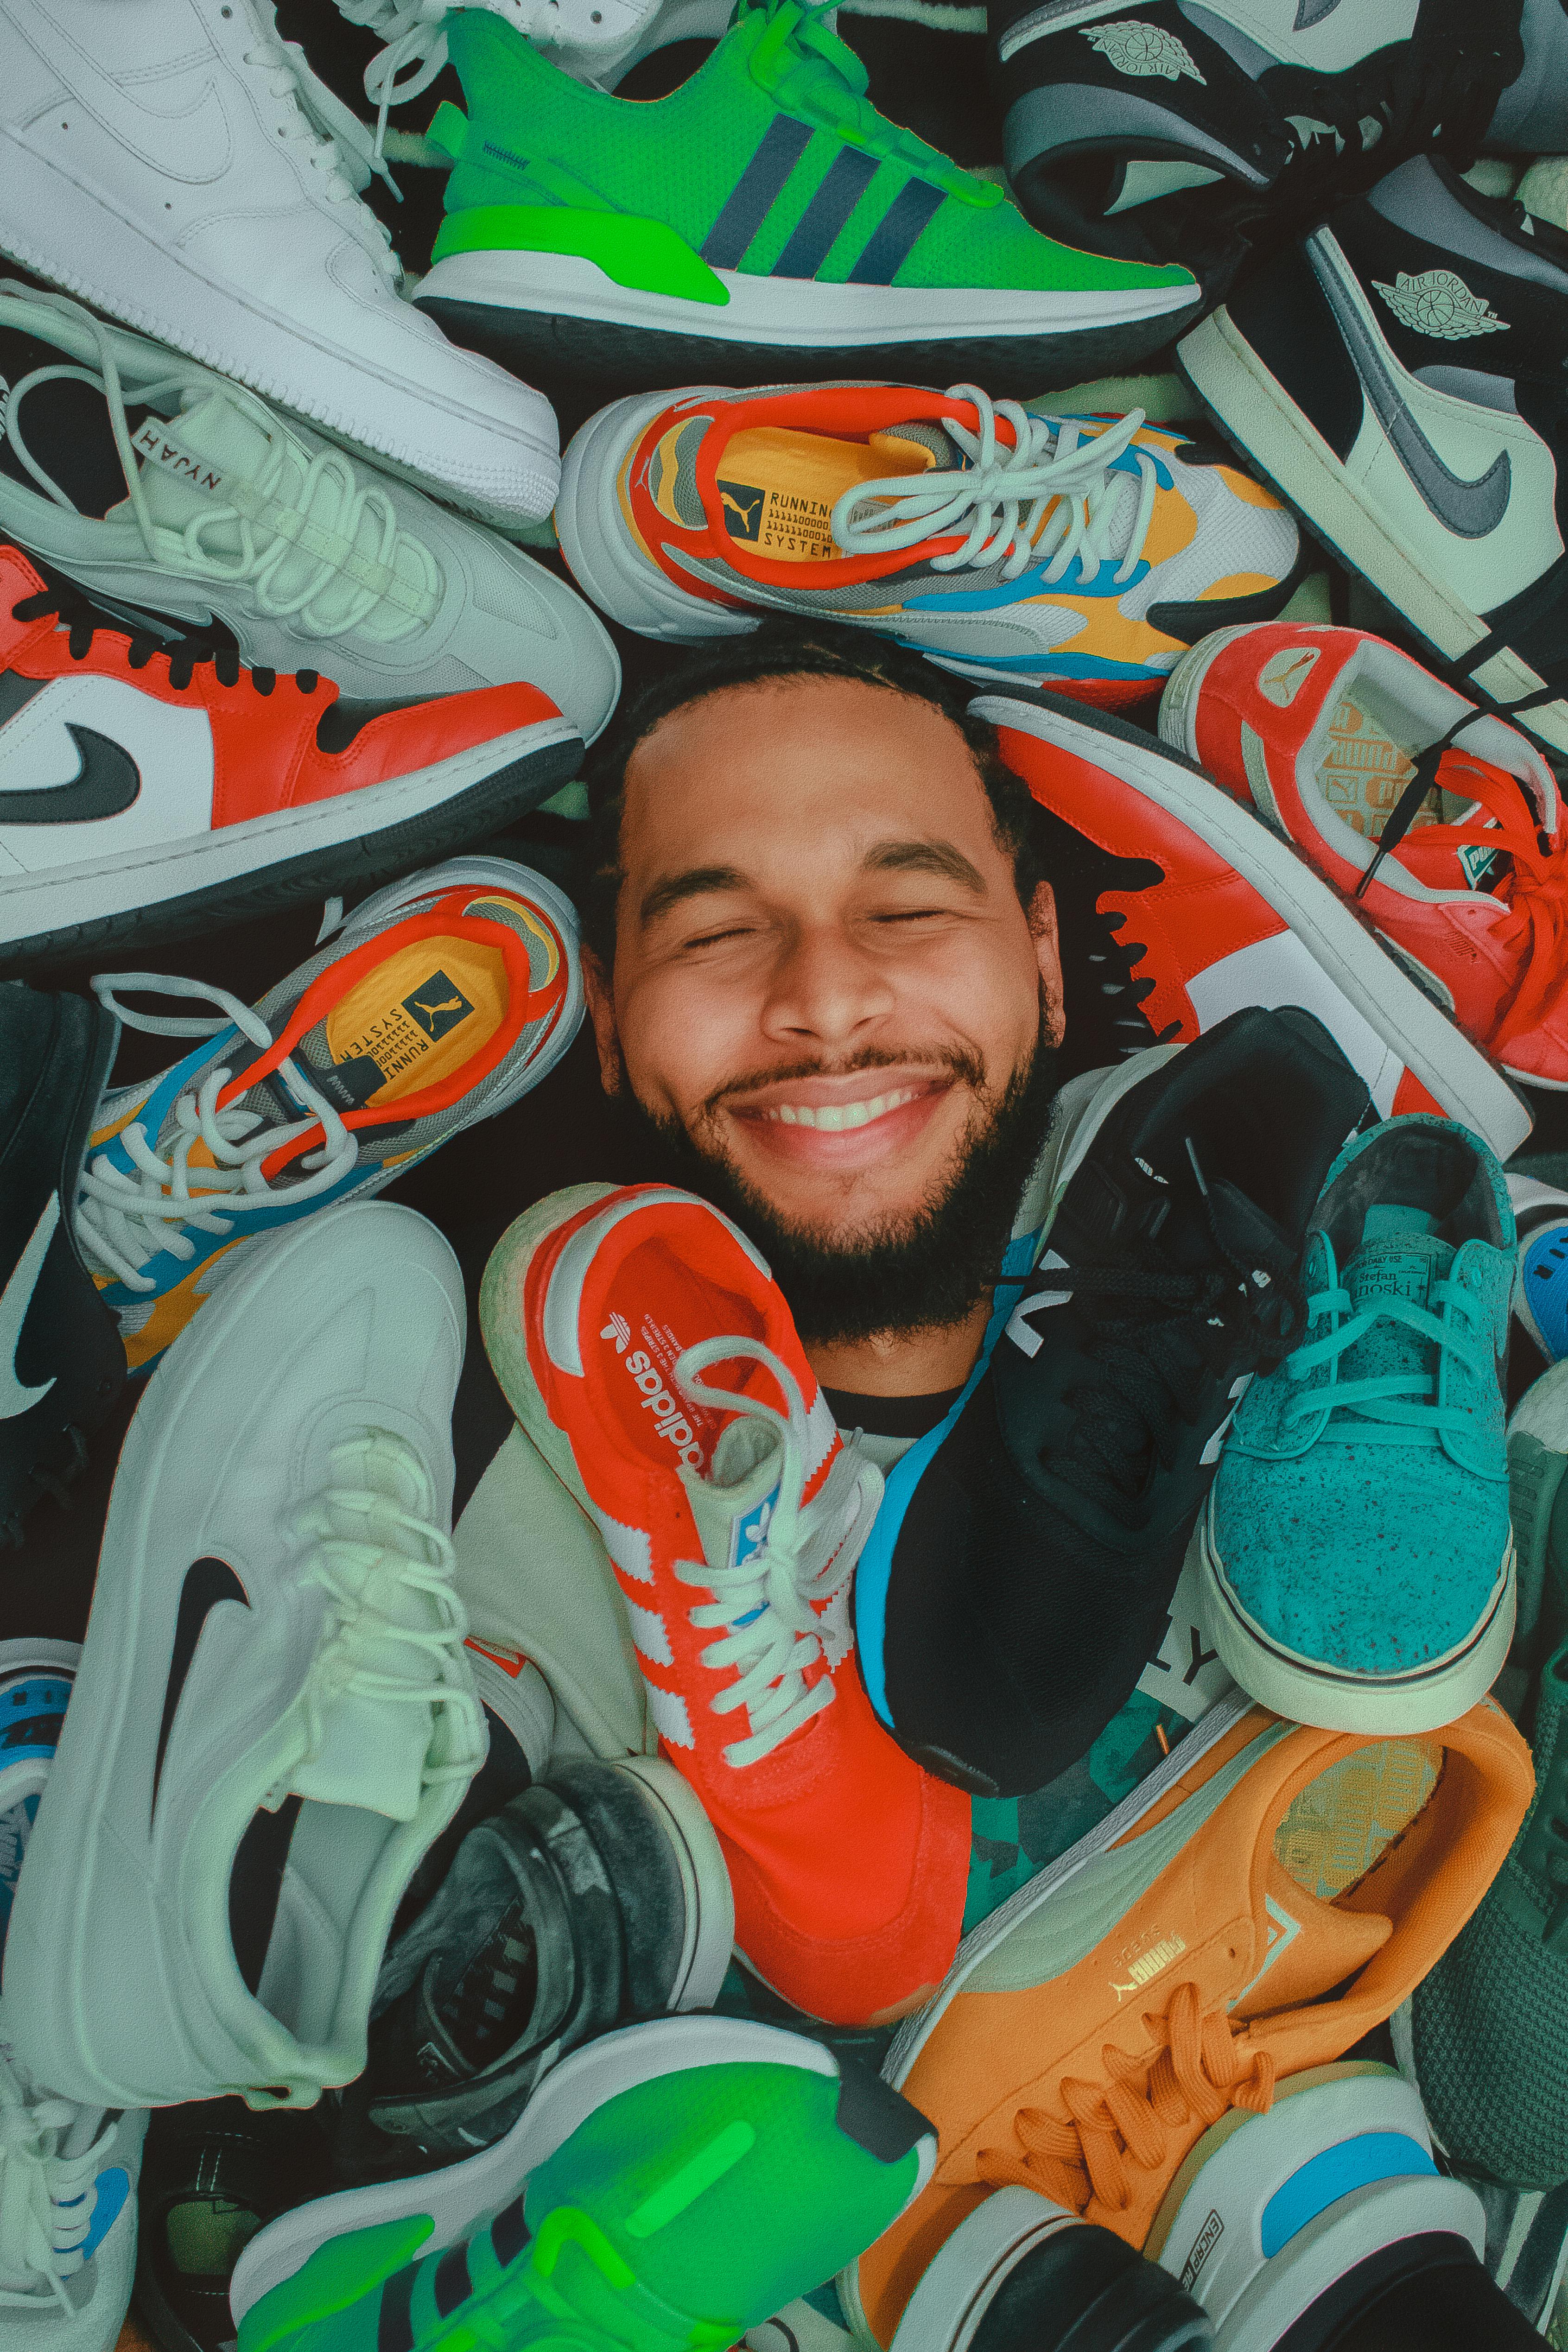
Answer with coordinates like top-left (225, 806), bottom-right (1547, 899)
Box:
top-left (601, 1311), bottom-right (631, 1354)
top-left (1081, 19), bottom-right (1204, 81)
top-left (1372, 268), bottom-right (1509, 341)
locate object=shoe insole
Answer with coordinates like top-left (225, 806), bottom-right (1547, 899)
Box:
top-left (1316, 691), bottom-right (1460, 841)
top-left (716, 425), bottom-right (939, 564)
top-left (1274, 1737), bottom-right (1442, 1903)
top-left (301, 927), bottom-right (516, 1118)
top-left (0, 324), bottom-right (149, 521)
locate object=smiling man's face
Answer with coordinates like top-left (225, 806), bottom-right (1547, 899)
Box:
top-left (584, 674), bottom-right (1064, 1364)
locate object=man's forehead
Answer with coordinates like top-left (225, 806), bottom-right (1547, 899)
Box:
top-left (619, 674), bottom-right (997, 864)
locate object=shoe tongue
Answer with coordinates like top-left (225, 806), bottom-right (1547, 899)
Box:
top-left (682, 1420), bottom-right (784, 1576)
top-left (1339, 1209), bottom-right (1453, 1389)
top-left (108, 390), bottom-right (410, 640)
top-left (1230, 1850), bottom-right (1391, 2021)
top-left (866, 420), bottom-right (963, 471)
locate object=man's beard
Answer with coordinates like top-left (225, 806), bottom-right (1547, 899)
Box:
top-left (609, 1021), bottom-right (1060, 1349)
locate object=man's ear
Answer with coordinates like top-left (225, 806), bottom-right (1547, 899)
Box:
top-left (582, 950), bottom-right (624, 1097)
top-left (1027, 881), bottom-right (1066, 1047)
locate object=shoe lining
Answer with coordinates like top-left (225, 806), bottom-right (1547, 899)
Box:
top-left (717, 425), bottom-right (939, 565)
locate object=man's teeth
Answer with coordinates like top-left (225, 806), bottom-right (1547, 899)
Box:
top-left (765, 1089), bottom-right (920, 1132)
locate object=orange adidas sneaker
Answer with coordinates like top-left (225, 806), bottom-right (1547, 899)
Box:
top-left (76, 856), bottom-right (581, 1372)
top-left (842, 1686), bottom-right (1533, 2345)
top-left (479, 1182), bottom-right (971, 2027)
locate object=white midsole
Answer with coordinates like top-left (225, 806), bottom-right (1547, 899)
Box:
top-left (973, 692), bottom-right (1533, 1161)
top-left (0, 139), bottom-right (559, 519)
top-left (556, 389), bottom-right (759, 640)
top-left (229, 2016), bottom-right (836, 2320)
top-left (1197, 1508), bottom-right (1517, 1737)
top-left (1177, 306), bottom-right (1568, 758)
top-left (0, 718), bottom-right (580, 946)
top-left (417, 246), bottom-right (1200, 347)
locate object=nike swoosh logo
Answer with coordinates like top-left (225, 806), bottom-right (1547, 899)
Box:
top-left (0, 726), bottom-right (141, 825)
top-left (1295, 0), bottom-right (1342, 25)
top-left (1309, 235), bottom-right (1513, 539)
top-left (17, 5), bottom-right (234, 183)
top-left (152, 1558), bottom-right (251, 1820)
top-left (0, 1195), bottom-right (59, 1421)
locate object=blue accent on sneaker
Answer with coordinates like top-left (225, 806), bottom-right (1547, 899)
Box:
top-left (1520, 1220), bottom-right (1568, 1362)
top-left (853, 1230), bottom-right (1037, 1726)
top-left (1207, 1116), bottom-right (1515, 1689)
top-left (75, 2164), bottom-right (131, 2264)
top-left (1259, 2132), bottom-right (1436, 2257)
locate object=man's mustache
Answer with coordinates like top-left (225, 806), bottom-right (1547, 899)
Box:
top-left (700, 1044), bottom-right (988, 1119)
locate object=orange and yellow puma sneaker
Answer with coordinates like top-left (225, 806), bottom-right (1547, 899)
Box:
top-left (556, 380), bottom-right (1301, 706)
top-left (75, 856), bottom-right (581, 1372)
top-left (479, 1182), bottom-right (971, 2027)
top-left (842, 1686), bottom-right (1533, 2345)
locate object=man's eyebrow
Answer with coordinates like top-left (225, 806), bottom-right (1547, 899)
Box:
top-left (637, 864), bottom-right (752, 928)
top-left (863, 838), bottom-right (988, 893)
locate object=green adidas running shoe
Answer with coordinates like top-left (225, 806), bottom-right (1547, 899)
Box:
top-left (229, 2017), bottom-right (936, 2352)
top-left (1403, 1355), bottom-right (1568, 2188)
top-left (411, 0), bottom-right (1199, 392)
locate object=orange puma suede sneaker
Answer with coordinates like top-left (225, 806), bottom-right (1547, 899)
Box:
top-left (842, 1686), bottom-right (1532, 2345)
top-left (479, 1181), bottom-right (970, 2027)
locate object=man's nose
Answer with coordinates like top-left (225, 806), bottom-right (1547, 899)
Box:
top-left (761, 922), bottom-right (896, 1043)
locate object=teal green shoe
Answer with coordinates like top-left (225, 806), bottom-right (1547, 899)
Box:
top-left (410, 0), bottom-right (1199, 389)
top-left (229, 2017), bottom-right (934, 2352)
top-left (1199, 1114), bottom-right (1515, 1734)
top-left (1404, 1356), bottom-right (1568, 2190)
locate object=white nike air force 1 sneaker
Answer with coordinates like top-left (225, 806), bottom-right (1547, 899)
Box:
top-left (0, 286), bottom-right (618, 735)
top-left (0, 1201), bottom-right (488, 2111)
top-left (1179, 155), bottom-right (1568, 759)
top-left (0, 0), bottom-right (560, 526)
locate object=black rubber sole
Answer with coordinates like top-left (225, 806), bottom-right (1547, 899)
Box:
top-left (0, 738), bottom-right (583, 976)
top-left (418, 297), bottom-right (1198, 434)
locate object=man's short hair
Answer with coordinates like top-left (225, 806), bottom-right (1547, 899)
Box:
top-left (578, 620), bottom-right (1055, 968)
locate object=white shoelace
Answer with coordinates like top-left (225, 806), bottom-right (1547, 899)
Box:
top-left (0, 2054), bottom-right (112, 2313)
top-left (287, 1433), bottom-right (484, 1794)
top-left (74, 975), bottom-right (356, 1295)
top-left (241, 0), bottom-right (404, 211)
top-left (832, 383), bottom-right (1158, 587)
top-left (0, 284), bottom-right (441, 641)
top-left (334, 0), bottom-right (569, 161)
top-left (673, 1337), bottom-right (875, 1769)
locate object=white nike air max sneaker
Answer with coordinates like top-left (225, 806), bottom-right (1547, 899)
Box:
top-left (0, 1203), bottom-right (488, 2111)
top-left (0, 0), bottom-right (559, 526)
top-left (0, 286), bottom-right (619, 736)
top-left (0, 1639), bottom-right (147, 2352)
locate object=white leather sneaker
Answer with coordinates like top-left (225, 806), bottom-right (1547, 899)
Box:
top-left (1, 1201), bottom-right (488, 2111)
top-left (0, 284), bottom-right (618, 736)
top-left (0, 0), bottom-right (560, 525)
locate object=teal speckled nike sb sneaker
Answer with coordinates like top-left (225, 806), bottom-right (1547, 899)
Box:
top-left (1199, 1114), bottom-right (1516, 1735)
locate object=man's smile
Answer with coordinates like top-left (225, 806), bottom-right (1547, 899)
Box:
top-left (717, 1071), bottom-right (957, 1170)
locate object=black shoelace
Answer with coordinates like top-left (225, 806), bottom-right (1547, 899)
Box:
top-left (1267, 42), bottom-right (1514, 228)
top-left (11, 573), bottom-right (320, 697)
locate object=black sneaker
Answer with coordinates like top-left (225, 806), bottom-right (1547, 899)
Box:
top-left (133, 2097), bottom-right (332, 2352)
top-left (1178, 154), bottom-right (1568, 763)
top-left (332, 1755), bottom-right (735, 2177)
top-left (886, 2186), bottom-right (1211, 2350)
top-left (0, 979), bottom-right (124, 1547)
top-left (854, 1005), bottom-right (1371, 1799)
top-left (989, 0), bottom-right (1529, 287)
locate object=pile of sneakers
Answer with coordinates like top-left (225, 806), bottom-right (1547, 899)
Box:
top-left (2, 0), bottom-right (1568, 2346)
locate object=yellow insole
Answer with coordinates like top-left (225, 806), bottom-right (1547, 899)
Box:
top-left (715, 425), bottom-right (938, 564)
top-left (324, 933), bottom-right (509, 1106)
top-left (1317, 693), bottom-right (1460, 840)
top-left (1275, 1738), bottom-right (1442, 1903)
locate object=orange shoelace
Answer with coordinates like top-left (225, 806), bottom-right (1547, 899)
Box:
top-left (975, 1979), bottom-right (1276, 2216)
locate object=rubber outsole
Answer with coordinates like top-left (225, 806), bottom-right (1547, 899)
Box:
top-left (0, 733), bottom-right (582, 974)
top-left (418, 295), bottom-right (1200, 412)
top-left (614, 1753), bottom-right (737, 2011)
top-left (1195, 1506), bottom-right (1517, 1736)
top-left (1176, 305), bottom-right (1568, 761)
top-left (556, 389), bottom-right (757, 640)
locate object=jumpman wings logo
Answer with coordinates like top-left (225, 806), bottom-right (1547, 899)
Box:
top-left (717, 480), bottom-right (766, 542)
